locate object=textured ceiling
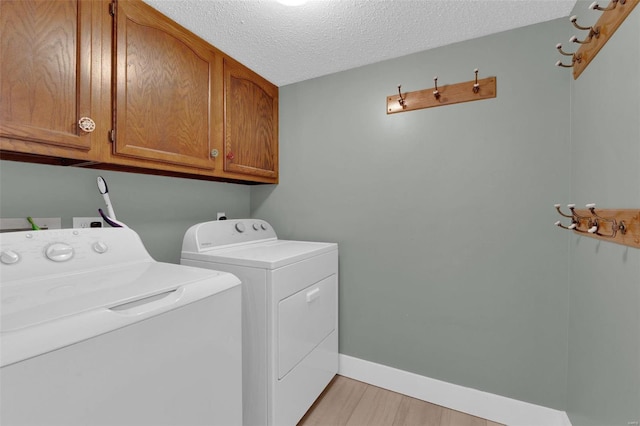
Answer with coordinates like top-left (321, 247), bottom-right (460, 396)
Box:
top-left (143, 0), bottom-right (577, 87)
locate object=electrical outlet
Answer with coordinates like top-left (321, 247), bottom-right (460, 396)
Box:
top-left (73, 217), bottom-right (104, 229)
top-left (217, 212), bottom-right (227, 220)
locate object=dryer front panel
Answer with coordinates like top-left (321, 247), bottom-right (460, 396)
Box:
top-left (277, 274), bottom-right (337, 379)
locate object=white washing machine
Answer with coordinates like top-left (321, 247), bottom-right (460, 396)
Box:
top-left (181, 219), bottom-right (338, 426)
top-left (1, 227), bottom-right (242, 426)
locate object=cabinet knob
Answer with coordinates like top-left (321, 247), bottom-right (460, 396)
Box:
top-left (78, 117), bottom-right (96, 133)
top-left (210, 149), bottom-right (219, 158)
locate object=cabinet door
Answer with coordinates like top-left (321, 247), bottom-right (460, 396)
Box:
top-left (0, 0), bottom-right (95, 151)
top-left (113, 0), bottom-right (220, 170)
top-left (224, 58), bottom-right (278, 180)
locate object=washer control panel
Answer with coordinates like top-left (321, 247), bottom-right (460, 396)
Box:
top-left (0, 228), bottom-right (152, 282)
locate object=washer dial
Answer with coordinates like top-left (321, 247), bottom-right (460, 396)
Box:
top-left (45, 243), bottom-right (74, 262)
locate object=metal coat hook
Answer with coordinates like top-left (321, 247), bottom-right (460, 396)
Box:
top-left (569, 15), bottom-right (600, 44)
top-left (554, 204), bottom-right (587, 232)
top-left (589, 0), bottom-right (623, 12)
top-left (568, 204), bottom-right (591, 233)
top-left (585, 203), bottom-right (604, 235)
top-left (555, 61), bottom-right (574, 68)
top-left (553, 204), bottom-right (575, 218)
top-left (473, 69), bottom-right (480, 93)
top-left (433, 77), bottom-right (440, 100)
top-left (555, 204), bottom-right (578, 230)
top-left (587, 203), bottom-right (623, 237)
top-left (397, 85), bottom-right (406, 109)
top-left (554, 204), bottom-right (573, 218)
top-left (555, 43), bottom-right (583, 68)
top-left (555, 220), bottom-right (578, 230)
top-left (556, 43), bottom-right (575, 57)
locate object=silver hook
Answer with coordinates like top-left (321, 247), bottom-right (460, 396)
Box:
top-left (473, 69), bottom-right (480, 93)
top-left (397, 85), bottom-right (406, 109)
top-left (433, 77), bottom-right (440, 100)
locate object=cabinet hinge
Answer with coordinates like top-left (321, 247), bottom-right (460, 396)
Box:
top-left (109, 129), bottom-right (116, 143)
top-left (109, 2), bottom-right (116, 17)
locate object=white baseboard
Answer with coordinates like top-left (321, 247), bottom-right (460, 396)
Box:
top-left (338, 354), bottom-right (571, 426)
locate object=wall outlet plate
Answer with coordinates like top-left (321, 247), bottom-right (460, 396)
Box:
top-left (0, 217), bottom-right (62, 232)
top-left (73, 217), bottom-right (104, 229)
top-left (217, 212), bottom-right (226, 220)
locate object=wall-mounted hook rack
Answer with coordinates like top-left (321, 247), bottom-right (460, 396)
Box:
top-left (554, 203), bottom-right (640, 248)
top-left (555, 0), bottom-right (638, 79)
top-left (387, 69), bottom-right (497, 114)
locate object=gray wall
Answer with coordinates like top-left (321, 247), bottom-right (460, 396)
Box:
top-left (1, 7), bottom-right (637, 424)
top-left (566, 3), bottom-right (640, 425)
top-left (252, 19), bottom-right (572, 410)
top-left (0, 161), bottom-right (250, 263)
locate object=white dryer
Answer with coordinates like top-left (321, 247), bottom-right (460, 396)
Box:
top-left (181, 219), bottom-right (338, 426)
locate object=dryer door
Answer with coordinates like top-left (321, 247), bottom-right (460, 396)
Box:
top-left (277, 275), bottom-right (337, 379)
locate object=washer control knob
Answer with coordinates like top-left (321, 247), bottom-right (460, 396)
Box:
top-left (1, 250), bottom-right (20, 265)
top-left (235, 222), bottom-right (246, 233)
top-left (92, 241), bottom-right (108, 254)
top-left (253, 223), bottom-right (260, 231)
top-left (261, 224), bottom-right (268, 231)
top-left (45, 243), bottom-right (74, 262)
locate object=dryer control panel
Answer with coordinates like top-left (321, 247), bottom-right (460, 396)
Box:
top-left (182, 219), bottom-right (277, 253)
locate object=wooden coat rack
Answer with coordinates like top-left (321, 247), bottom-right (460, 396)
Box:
top-left (387, 70), bottom-right (496, 114)
top-left (555, 204), bottom-right (640, 249)
top-left (556, 0), bottom-right (638, 79)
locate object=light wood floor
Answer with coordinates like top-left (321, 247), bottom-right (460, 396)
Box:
top-left (298, 375), bottom-right (504, 426)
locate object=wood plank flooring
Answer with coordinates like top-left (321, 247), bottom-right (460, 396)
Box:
top-left (298, 375), bottom-right (504, 426)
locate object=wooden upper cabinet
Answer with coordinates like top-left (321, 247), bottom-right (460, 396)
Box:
top-left (113, 0), bottom-right (221, 170)
top-left (1, 0), bottom-right (278, 183)
top-left (224, 58), bottom-right (278, 180)
top-left (0, 0), bottom-right (97, 152)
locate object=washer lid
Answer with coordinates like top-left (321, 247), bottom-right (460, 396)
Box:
top-left (1, 262), bottom-right (236, 333)
top-left (1, 262), bottom-right (240, 367)
top-left (182, 239), bottom-right (337, 269)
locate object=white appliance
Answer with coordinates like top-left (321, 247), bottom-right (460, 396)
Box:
top-left (181, 219), bottom-right (338, 426)
top-left (0, 227), bottom-right (242, 426)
